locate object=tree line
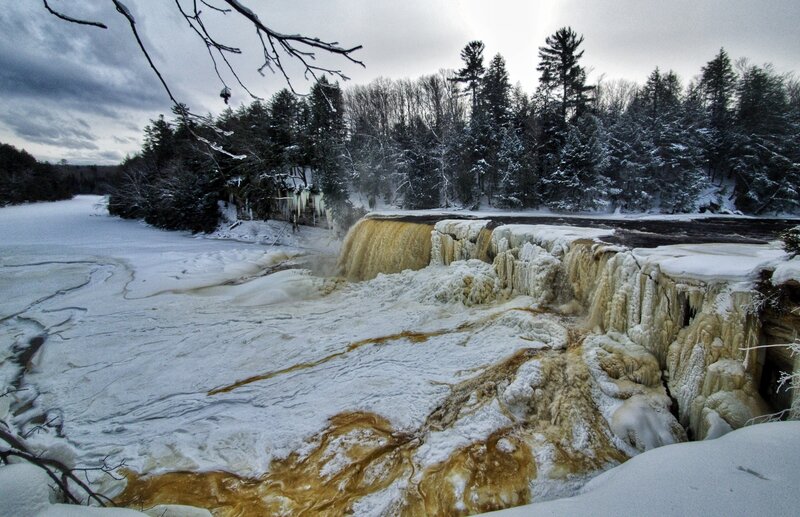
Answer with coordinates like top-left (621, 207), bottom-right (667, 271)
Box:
top-left (109, 27), bottom-right (800, 233)
top-left (0, 143), bottom-right (73, 205)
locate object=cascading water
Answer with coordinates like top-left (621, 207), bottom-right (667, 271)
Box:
top-left (338, 218), bottom-right (434, 281)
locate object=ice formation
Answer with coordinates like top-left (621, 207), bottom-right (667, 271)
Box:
top-left (424, 218), bottom-right (794, 439)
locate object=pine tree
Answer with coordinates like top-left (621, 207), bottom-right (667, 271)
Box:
top-left (308, 77), bottom-right (350, 217)
top-left (700, 49), bottom-right (738, 183)
top-left (483, 53), bottom-right (512, 128)
top-left (536, 27), bottom-right (594, 207)
top-left (495, 127), bottom-right (527, 208)
top-left (537, 27), bottom-right (593, 126)
top-left (606, 111), bottom-right (655, 211)
top-left (479, 53), bottom-right (513, 204)
top-left (731, 64), bottom-right (798, 213)
top-left (451, 41), bottom-right (486, 113)
top-left (544, 114), bottom-right (610, 211)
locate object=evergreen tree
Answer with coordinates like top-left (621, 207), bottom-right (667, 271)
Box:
top-left (606, 111), bottom-right (655, 211)
top-left (308, 77), bottom-right (350, 217)
top-left (544, 114), bottom-right (610, 211)
top-left (537, 27), bottom-right (594, 126)
top-left (495, 127), bottom-right (527, 208)
top-left (269, 90), bottom-right (302, 179)
top-left (483, 53), bottom-right (512, 128)
top-left (451, 41), bottom-right (486, 113)
top-left (536, 27), bottom-right (593, 207)
top-left (731, 64), bottom-right (798, 213)
top-left (0, 143), bottom-right (71, 205)
top-left (480, 53), bottom-right (513, 203)
top-left (395, 116), bottom-right (439, 209)
top-left (700, 48), bottom-right (738, 181)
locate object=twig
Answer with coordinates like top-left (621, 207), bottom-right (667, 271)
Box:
top-left (43, 1), bottom-right (108, 29)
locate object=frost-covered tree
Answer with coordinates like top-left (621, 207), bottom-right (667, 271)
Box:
top-left (544, 114), bottom-right (611, 211)
top-left (483, 53), bottom-right (512, 128)
top-left (700, 48), bottom-right (738, 181)
top-left (731, 64), bottom-right (799, 213)
top-left (606, 111), bottom-right (656, 211)
top-left (495, 127), bottom-right (527, 208)
top-left (308, 77), bottom-right (349, 213)
top-left (394, 116), bottom-right (439, 209)
top-left (534, 27), bottom-right (594, 206)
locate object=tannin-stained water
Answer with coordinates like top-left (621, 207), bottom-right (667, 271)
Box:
top-left (338, 219), bottom-right (434, 281)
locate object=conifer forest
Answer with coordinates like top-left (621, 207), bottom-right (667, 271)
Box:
top-left (105, 29), bottom-right (800, 232)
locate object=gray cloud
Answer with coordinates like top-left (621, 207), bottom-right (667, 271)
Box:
top-left (0, 4), bottom-right (170, 117)
top-left (2, 106), bottom-right (99, 150)
top-left (98, 150), bottom-right (125, 162)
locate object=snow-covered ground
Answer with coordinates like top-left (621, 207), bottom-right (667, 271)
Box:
top-left (480, 420), bottom-right (800, 517)
top-left (1, 196), bottom-right (797, 516)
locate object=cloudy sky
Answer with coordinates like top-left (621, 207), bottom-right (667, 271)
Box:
top-left (1, 0), bottom-right (799, 165)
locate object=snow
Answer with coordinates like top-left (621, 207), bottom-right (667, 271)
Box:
top-left (633, 242), bottom-right (787, 282)
top-left (771, 255), bottom-right (800, 284)
top-left (0, 463), bottom-right (55, 517)
top-left (433, 219), bottom-right (492, 241)
top-left (414, 399), bottom-right (512, 468)
top-left (491, 224), bottom-right (613, 256)
top-left (478, 421), bottom-right (800, 517)
top-left (368, 207), bottom-right (799, 222)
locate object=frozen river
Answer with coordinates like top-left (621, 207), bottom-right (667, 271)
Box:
top-left (2, 196), bottom-right (797, 516)
top-left (3, 197), bottom-right (588, 514)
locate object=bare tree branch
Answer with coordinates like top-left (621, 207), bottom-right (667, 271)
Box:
top-left (43, 0), bottom-right (108, 29)
top-left (0, 426), bottom-right (114, 506)
top-left (44, 0), bottom-right (363, 156)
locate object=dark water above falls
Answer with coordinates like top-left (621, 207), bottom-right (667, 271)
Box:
top-left (376, 213), bottom-right (797, 248)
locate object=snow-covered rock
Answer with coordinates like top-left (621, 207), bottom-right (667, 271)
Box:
top-left (478, 421), bottom-right (800, 517)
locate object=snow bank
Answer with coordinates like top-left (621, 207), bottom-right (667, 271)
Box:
top-left (479, 421), bottom-right (800, 517)
top-left (434, 219), bottom-right (492, 242)
top-left (771, 256), bottom-right (800, 285)
top-left (491, 224), bottom-right (613, 257)
top-left (633, 242), bottom-right (786, 282)
top-left (0, 463), bottom-right (55, 517)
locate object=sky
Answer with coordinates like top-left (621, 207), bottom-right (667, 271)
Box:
top-left (1, 0), bottom-right (799, 165)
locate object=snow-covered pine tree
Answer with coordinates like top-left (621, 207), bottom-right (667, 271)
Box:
top-left (544, 114), bottom-right (611, 211)
top-left (606, 110), bottom-right (655, 211)
top-left (495, 127), bottom-right (527, 208)
top-left (309, 77), bottom-right (350, 217)
top-left (657, 91), bottom-right (709, 213)
top-left (730, 64), bottom-right (799, 214)
top-left (480, 53), bottom-right (513, 204)
top-left (700, 48), bottom-right (737, 182)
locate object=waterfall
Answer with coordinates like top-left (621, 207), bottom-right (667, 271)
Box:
top-left (338, 218), bottom-right (434, 281)
top-left (432, 219), bottom-right (782, 438)
top-left (344, 216), bottom-right (796, 439)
